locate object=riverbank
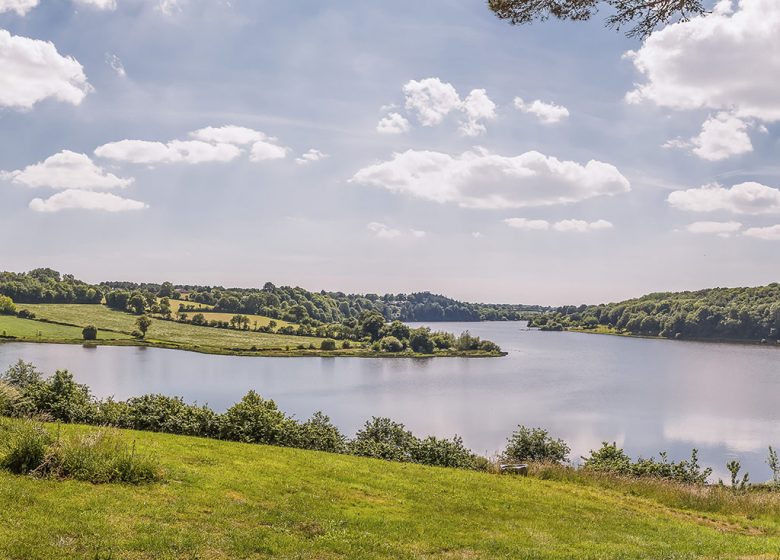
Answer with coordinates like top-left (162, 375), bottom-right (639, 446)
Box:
top-left (2, 421), bottom-right (779, 559)
top-left (565, 325), bottom-right (780, 347)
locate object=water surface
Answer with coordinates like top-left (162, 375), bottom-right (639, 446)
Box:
top-left (2, 322), bottom-right (779, 481)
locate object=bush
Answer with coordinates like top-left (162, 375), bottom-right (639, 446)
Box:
top-left (349, 417), bottom-right (419, 462)
top-left (412, 435), bottom-right (480, 469)
top-left (478, 340), bottom-right (501, 353)
top-left (220, 391), bottom-right (298, 446)
top-left (296, 412), bottom-right (346, 453)
top-left (409, 328), bottom-right (435, 354)
top-left (0, 419), bottom-right (52, 474)
top-left (341, 340), bottom-right (351, 349)
top-left (24, 370), bottom-right (97, 424)
top-left (16, 309), bottom-right (35, 319)
top-left (379, 336), bottom-right (404, 353)
top-left (582, 442), bottom-right (712, 485)
top-left (503, 426), bottom-right (570, 464)
top-left (82, 325), bottom-right (98, 341)
top-left (320, 338), bottom-right (337, 351)
top-left (0, 382), bottom-right (21, 416)
top-left (0, 295), bottom-right (16, 316)
top-left (104, 394), bottom-right (219, 437)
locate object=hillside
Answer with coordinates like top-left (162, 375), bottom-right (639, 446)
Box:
top-left (2, 422), bottom-right (780, 560)
top-left (531, 284), bottom-right (780, 342)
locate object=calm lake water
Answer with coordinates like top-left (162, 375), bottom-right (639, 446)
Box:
top-left (2, 322), bottom-right (779, 481)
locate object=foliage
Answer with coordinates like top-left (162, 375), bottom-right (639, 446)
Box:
top-left (0, 269), bottom-right (102, 304)
top-left (135, 315), bottom-right (152, 338)
top-left (488, 0), bottom-right (707, 39)
top-left (0, 418), bottom-right (52, 474)
top-left (349, 417), bottom-right (419, 462)
top-left (0, 295), bottom-right (16, 315)
top-left (295, 412), bottom-right (346, 453)
top-left (320, 338), bottom-right (337, 350)
top-left (531, 283), bottom-right (780, 342)
top-left (583, 442), bottom-right (712, 485)
top-left (726, 460), bottom-right (750, 491)
top-left (412, 435), bottom-right (483, 469)
top-left (503, 426), bottom-right (570, 464)
top-left (768, 446), bottom-right (780, 488)
top-left (379, 336), bottom-right (404, 352)
top-left (219, 391), bottom-right (298, 447)
top-left (81, 325), bottom-right (98, 340)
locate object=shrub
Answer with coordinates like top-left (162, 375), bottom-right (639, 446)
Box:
top-left (455, 331), bottom-right (480, 351)
top-left (341, 340), bottom-right (351, 349)
top-left (503, 426), bottom-right (570, 464)
top-left (431, 332), bottom-right (455, 350)
top-left (0, 382), bottom-right (21, 416)
top-left (82, 325), bottom-right (98, 341)
top-left (582, 442), bottom-right (712, 485)
top-left (320, 338), bottom-right (337, 351)
top-left (16, 309), bottom-right (35, 319)
top-left (105, 394), bottom-right (219, 437)
top-left (409, 328), bottom-right (435, 353)
top-left (349, 417), bottom-right (419, 462)
top-left (0, 295), bottom-right (16, 316)
top-left (296, 412), bottom-right (346, 453)
top-left (220, 391), bottom-right (298, 446)
top-left (0, 419), bottom-right (52, 474)
top-left (379, 336), bottom-right (404, 353)
top-left (478, 340), bottom-right (501, 353)
top-left (412, 435), bottom-right (480, 469)
top-left (25, 370), bottom-right (97, 424)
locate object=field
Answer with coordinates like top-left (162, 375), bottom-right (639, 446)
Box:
top-left (0, 315), bottom-right (130, 342)
top-left (17, 304), bottom-right (326, 353)
top-left (186, 311), bottom-right (294, 329)
top-left (1, 421), bottom-right (780, 559)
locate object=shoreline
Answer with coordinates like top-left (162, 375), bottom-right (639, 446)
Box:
top-left (564, 326), bottom-right (780, 347)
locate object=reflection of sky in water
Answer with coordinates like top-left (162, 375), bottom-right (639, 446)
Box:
top-left (2, 322), bottom-right (779, 482)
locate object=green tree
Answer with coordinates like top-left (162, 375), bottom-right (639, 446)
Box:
top-left (503, 426), bottom-right (570, 464)
top-left (0, 295), bottom-right (16, 315)
top-left (82, 325), bottom-right (98, 341)
top-left (128, 293), bottom-right (147, 315)
top-left (135, 315), bottom-right (152, 339)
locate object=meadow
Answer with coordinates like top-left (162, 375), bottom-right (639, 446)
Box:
top-left (2, 421), bottom-right (780, 560)
top-left (0, 315), bottom-right (130, 342)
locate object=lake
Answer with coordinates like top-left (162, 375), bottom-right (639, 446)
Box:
top-left (2, 321), bottom-right (779, 481)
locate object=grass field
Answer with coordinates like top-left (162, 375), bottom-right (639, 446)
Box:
top-left (0, 315), bottom-right (130, 342)
top-left (18, 304), bottom-right (325, 353)
top-left (1, 422), bottom-right (780, 559)
top-left (187, 311), bottom-right (293, 329)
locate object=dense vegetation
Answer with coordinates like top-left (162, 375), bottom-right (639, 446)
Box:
top-left (0, 269), bottom-right (102, 304)
top-left (530, 283), bottom-right (780, 342)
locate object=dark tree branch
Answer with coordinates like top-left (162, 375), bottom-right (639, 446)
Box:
top-left (488, 0), bottom-right (708, 38)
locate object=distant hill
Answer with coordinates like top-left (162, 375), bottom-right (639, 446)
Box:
top-left (0, 269), bottom-right (545, 324)
top-left (530, 284), bottom-right (780, 342)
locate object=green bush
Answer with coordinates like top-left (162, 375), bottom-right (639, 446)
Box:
top-left (0, 419), bottom-right (52, 474)
top-left (82, 325), bottom-right (98, 341)
top-left (409, 328), bottom-right (435, 353)
top-left (350, 417), bottom-right (419, 462)
top-left (582, 442), bottom-right (712, 484)
top-left (295, 412), bottom-right (346, 453)
top-left (0, 295), bottom-right (16, 316)
top-left (320, 338), bottom-right (337, 351)
top-left (102, 394), bottom-right (219, 437)
top-left (412, 435), bottom-right (481, 469)
top-left (220, 391), bottom-right (298, 446)
top-left (341, 340), bottom-right (351, 349)
top-left (379, 336), bottom-right (404, 352)
top-left (503, 426), bottom-right (570, 464)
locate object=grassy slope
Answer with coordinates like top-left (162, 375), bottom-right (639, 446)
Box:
top-left (0, 315), bottom-right (130, 341)
top-left (19, 304), bottom-right (324, 351)
top-left (188, 311), bottom-right (294, 329)
top-left (2, 424), bottom-right (780, 560)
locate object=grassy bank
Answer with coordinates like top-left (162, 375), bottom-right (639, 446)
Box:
top-left (2, 421), bottom-right (780, 559)
top-left (2, 305), bottom-right (504, 358)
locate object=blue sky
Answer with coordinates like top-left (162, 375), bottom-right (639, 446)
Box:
top-left (1, 0), bottom-right (779, 304)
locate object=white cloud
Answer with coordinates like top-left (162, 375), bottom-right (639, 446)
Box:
top-left (690, 113), bottom-right (753, 161)
top-left (376, 112), bottom-right (410, 134)
top-left (190, 125), bottom-right (267, 145)
top-left (105, 53), bottom-right (126, 77)
top-left (403, 78), bottom-right (462, 126)
top-left (459, 89), bottom-right (496, 136)
top-left (295, 149), bottom-right (328, 165)
top-left (514, 97), bottom-right (569, 124)
top-left (471, 231), bottom-right (483, 239)
top-left (552, 219), bottom-right (613, 233)
top-left (157, 0), bottom-right (181, 15)
top-left (29, 189), bottom-right (147, 213)
top-left (2, 150), bottom-right (132, 190)
top-left (625, 0), bottom-right (780, 123)
top-left (95, 139), bottom-right (241, 164)
top-left (410, 229), bottom-right (426, 238)
top-left (367, 222), bottom-right (401, 239)
top-left (75, 0), bottom-right (116, 9)
top-left (249, 140), bottom-right (287, 162)
top-left (743, 224), bottom-right (780, 241)
top-left (351, 148), bottom-right (630, 209)
top-left (0, 29), bottom-right (91, 110)
top-left (668, 182), bottom-right (780, 214)
top-left (0, 0), bottom-right (38, 15)
top-left (402, 78), bottom-right (496, 136)
top-left (504, 218), bottom-right (550, 231)
top-left (685, 221), bottom-right (743, 237)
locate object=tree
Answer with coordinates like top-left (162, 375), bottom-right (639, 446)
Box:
top-left (359, 311), bottom-right (386, 341)
top-left (128, 292), bottom-right (147, 315)
top-left (0, 295), bottom-right (16, 315)
top-left (159, 297), bottom-right (172, 319)
top-left (380, 336), bottom-right (404, 353)
top-left (488, 0), bottom-right (707, 39)
top-left (320, 338), bottom-right (337, 351)
top-left (135, 315), bottom-right (152, 339)
top-left (503, 426), bottom-right (570, 463)
top-left (82, 325), bottom-right (98, 341)
top-left (409, 328), bottom-right (435, 354)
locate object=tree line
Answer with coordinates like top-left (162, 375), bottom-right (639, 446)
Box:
top-left (530, 284), bottom-right (780, 342)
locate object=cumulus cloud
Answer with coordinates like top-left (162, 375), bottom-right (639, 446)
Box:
top-left (667, 182), bottom-right (780, 215)
top-left (743, 224), bottom-right (780, 241)
top-left (0, 0), bottom-right (38, 15)
top-left (295, 149), bottom-right (328, 165)
top-left (625, 0), bottom-right (780, 122)
top-left (95, 139), bottom-right (240, 165)
top-left (351, 148), bottom-right (630, 209)
top-left (75, 0), bottom-right (117, 9)
top-left (367, 222), bottom-right (401, 239)
top-left (664, 113), bottom-right (754, 161)
top-left (29, 189), bottom-right (147, 213)
top-left (552, 219), bottom-right (613, 233)
top-left (105, 53), bottom-right (126, 77)
top-left (249, 140), bottom-right (287, 162)
top-left (0, 29), bottom-right (92, 110)
top-left (2, 150), bottom-right (132, 190)
top-left (401, 78), bottom-right (496, 136)
top-left (514, 97), bottom-right (569, 124)
top-left (376, 112), bottom-right (410, 134)
top-left (685, 221), bottom-right (743, 237)
top-left (190, 125), bottom-right (267, 145)
top-left (504, 218), bottom-right (550, 231)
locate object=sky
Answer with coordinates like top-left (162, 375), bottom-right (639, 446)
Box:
top-left (1, 0), bottom-right (779, 305)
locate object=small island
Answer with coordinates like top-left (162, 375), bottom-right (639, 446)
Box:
top-left (0, 268), bottom-right (525, 357)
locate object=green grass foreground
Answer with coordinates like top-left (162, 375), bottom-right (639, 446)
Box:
top-left (4, 305), bottom-right (503, 358)
top-left (2, 424), bottom-right (780, 559)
